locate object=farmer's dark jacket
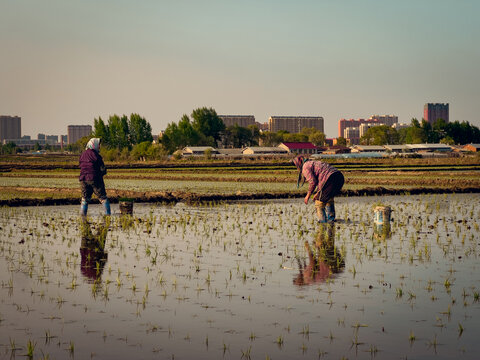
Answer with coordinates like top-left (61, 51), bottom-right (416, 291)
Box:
top-left (79, 149), bottom-right (106, 182)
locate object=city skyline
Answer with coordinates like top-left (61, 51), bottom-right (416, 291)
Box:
top-left (1, 1), bottom-right (479, 138)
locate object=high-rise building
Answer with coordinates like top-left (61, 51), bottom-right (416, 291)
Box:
top-left (0, 115), bottom-right (21, 141)
top-left (344, 127), bottom-right (360, 145)
top-left (67, 125), bottom-right (92, 144)
top-left (424, 103), bottom-right (449, 124)
top-left (368, 115), bottom-right (398, 127)
top-left (338, 115), bottom-right (398, 147)
top-left (268, 116), bottom-right (324, 133)
top-left (46, 135), bottom-right (59, 144)
top-left (219, 115), bottom-right (256, 128)
top-left (359, 122), bottom-right (386, 138)
top-left (338, 118), bottom-right (366, 138)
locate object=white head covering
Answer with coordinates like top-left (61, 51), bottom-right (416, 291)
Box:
top-left (86, 138), bottom-right (101, 151)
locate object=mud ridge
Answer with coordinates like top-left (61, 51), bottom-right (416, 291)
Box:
top-left (1, 187), bottom-right (480, 207)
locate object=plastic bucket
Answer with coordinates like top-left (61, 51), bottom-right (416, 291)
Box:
top-left (119, 201), bottom-right (133, 215)
top-left (374, 206), bottom-right (391, 224)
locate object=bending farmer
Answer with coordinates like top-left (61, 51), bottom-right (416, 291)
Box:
top-left (293, 155), bottom-right (344, 223)
top-left (79, 138), bottom-right (111, 216)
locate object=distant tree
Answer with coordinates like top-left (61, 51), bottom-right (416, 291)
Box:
top-left (0, 142), bottom-right (18, 154)
top-left (203, 148), bottom-right (213, 160)
top-left (308, 131), bottom-right (326, 146)
top-left (161, 122), bottom-right (183, 154)
top-left (336, 137), bottom-right (347, 146)
top-left (403, 118), bottom-right (427, 144)
top-left (109, 115), bottom-right (130, 150)
top-left (445, 120), bottom-right (480, 144)
top-left (440, 136), bottom-right (455, 145)
top-left (191, 107), bottom-right (225, 147)
top-left (283, 132), bottom-right (308, 143)
top-left (66, 136), bottom-right (90, 154)
top-left (94, 113), bottom-right (153, 150)
top-left (361, 125), bottom-right (399, 145)
top-left (178, 114), bottom-right (202, 146)
top-left (93, 117), bottom-right (110, 145)
top-left (247, 125), bottom-right (261, 145)
top-left (223, 124), bottom-right (256, 148)
top-left (129, 114), bottom-right (153, 145)
top-left (260, 131), bottom-right (284, 147)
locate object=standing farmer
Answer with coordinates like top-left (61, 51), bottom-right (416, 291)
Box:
top-left (293, 155), bottom-right (344, 223)
top-left (79, 138), bottom-right (111, 216)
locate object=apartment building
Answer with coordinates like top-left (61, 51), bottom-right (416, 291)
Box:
top-left (268, 116), bottom-right (324, 133)
top-left (424, 103), bottom-right (449, 124)
top-left (219, 115), bottom-right (256, 128)
top-left (0, 115), bottom-right (21, 141)
top-left (67, 125), bottom-right (92, 144)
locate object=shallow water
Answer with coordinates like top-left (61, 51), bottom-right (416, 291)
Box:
top-left (0, 194), bottom-right (479, 359)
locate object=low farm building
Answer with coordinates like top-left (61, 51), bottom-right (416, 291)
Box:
top-left (406, 144), bottom-right (452, 153)
top-left (463, 144), bottom-right (480, 152)
top-left (351, 145), bottom-right (386, 153)
top-left (182, 146), bottom-right (219, 156)
top-left (242, 147), bottom-right (288, 155)
top-left (321, 145), bottom-right (351, 154)
top-left (383, 145), bottom-right (411, 153)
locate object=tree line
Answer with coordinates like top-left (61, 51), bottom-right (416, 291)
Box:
top-left (3, 109), bottom-right (479, 158)
top-left (360, 118), bottom-right (480, 146)
top-left (160, 107), bottom-right (327, 153)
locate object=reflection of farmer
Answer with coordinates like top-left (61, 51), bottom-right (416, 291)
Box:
top-left (80, 219), bottom-right (108, 282)
top-left (79, 138), bottom-right (110, 216)
top-left (293, 155), bottom-right (344, 223)
top-left (293, 224), bottom-right (345, 286)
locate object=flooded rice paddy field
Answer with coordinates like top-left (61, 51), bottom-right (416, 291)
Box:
top-left (0, 194), bottom-right (479, 359)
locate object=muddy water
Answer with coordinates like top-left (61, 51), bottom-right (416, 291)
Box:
top-left (0, 194), bottom-right (479, 359)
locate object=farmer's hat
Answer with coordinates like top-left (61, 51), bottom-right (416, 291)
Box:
top-left (292, 155), bottom-right (307, 188)
top-left (86, 138), bottom-right (101, 152)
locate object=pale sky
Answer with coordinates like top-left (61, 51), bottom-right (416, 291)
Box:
top-left (1, 0), bottom-right (479, 138)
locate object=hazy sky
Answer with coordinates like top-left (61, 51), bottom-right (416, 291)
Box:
top-left (1, 0), bottom-right (479, 138)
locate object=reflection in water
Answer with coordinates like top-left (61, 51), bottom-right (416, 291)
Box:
top-left (294, 224), bottom-right (345, 286)
top-left (80, 218), bottom-right (109, 283)
top-left (373, 222), bottom-right (392, 241)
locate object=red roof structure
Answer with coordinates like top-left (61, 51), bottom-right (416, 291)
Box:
top-left (281, 142), bottom-right (317, 149)
top-left (279, 142), bottom-right (318, 155)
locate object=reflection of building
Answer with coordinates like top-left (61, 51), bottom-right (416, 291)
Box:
top-left (0, 115), bottom-right (21, 141)
top-left (424, 103), bottom-right (449, 124)
top-left (68, 125), bottom-right (92, 144)
top-left (269, 116), bottom-right (324, 133)
top-left (219, 115), bottom-right (255, 128)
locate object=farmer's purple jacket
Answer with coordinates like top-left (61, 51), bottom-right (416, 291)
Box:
top-left (79, 149), bottom-right (106, 182)
top-left (302, 161), bottom-right (340, 193)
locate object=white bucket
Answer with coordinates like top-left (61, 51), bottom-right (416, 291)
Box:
top-left (374, 206), bottom-right (391, 224)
